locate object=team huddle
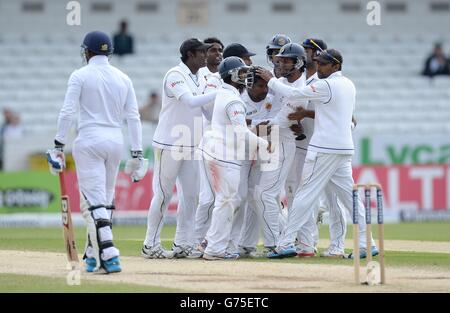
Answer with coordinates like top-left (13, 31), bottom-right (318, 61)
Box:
top-left (47, 31), bottom-right (379, 273)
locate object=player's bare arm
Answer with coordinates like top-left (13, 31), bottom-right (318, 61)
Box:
top-left (288, 107), bottom-right (315, 121)
top-left (289, 123), bottom-right (304, 136)
top-left (256, 67), bottom-right (274, 82)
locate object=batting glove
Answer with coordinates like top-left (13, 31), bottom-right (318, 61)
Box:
top-left (124, 150), bottom-right (149, 182)
top-left (46, 141), bottom-right (65, 175)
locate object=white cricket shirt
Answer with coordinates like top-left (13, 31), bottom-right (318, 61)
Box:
top-left (296, 72), bottom-right (319, 150)
top-left (269, 74), bottom-right (307, 141)
top-left (241, 89), bottom-right (275, 121)
top-left (268, 71), bottom-right (355, 155)
top-left (198, 66), bottom-right (222, 125)
top-left (201, 83), bottom-right (267, 163)
top-left (153, 62), bottom-right (206, 151)
top-left (55, 55), bottom-right (142, 151)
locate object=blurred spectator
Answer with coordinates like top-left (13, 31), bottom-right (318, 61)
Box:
top-left (1, 108), bottom-right (23, 139)
top-left (113, 20), bottom-right (134, 56)
top-left (422, 43), bottom-right (450, 77)
top-left (139, 92), bottom-right (162, 123)
top-left (0, 108), bottom-right (24, 169)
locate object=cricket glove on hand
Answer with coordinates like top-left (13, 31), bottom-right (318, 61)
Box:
top-left (125, 150), bottom-right (149, 182)
top-left (46, 141), bottom-right (65, 175)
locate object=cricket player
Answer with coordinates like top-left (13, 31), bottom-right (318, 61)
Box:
top-left (191, 37), bottom-right (224, 256)
top-left (223, 43), bottom-right (256, 66)
top-left (284, 39), bottom-right (328, 257)
top-left (289, 39), bottom-right (358, 257)
top-left (47, 31), bottom-right (147, 273)
top-left (200, 56), bottom-right (269, 260)
top-left (265, 34), bottom-right (292, 78)
top-left (218, 43), bottom-right (259, 255)
top-left (257, 49), bottom-right (378, 259)
top-left (237, 72), bottom-right (281, 257)
top-left (142, 38), bottom-right (217, 259)
top-left (239, 44), bottom-right (308, 257)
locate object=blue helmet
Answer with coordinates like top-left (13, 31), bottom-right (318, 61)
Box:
top-left (81, 31), bottom-right (113, 55)
top-left (266, 34), bottom-right (292, 54)
top-left (218, 56), bottom-right (253, 87)
top-left (275, 43), bottom-right (306, 77)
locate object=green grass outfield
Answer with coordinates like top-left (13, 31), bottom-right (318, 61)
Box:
top-left (0, 273), bottom-right (185, 293)
top-left (0, 222), bottom-right (449, 292)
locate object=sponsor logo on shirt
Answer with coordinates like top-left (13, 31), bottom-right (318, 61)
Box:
top-left (171, 80), bottom-right (184, 88)
top-left (233, 110), bottom-right (245, 116)
top-left (246, 109), bottom-right (257, 116)
top-left (265, 102), bottom-right (272, 111)
top-left (206, 83), bottom-right (218, 89)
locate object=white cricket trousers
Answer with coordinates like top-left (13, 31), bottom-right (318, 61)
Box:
top-left (144, 148), bottom-right (199, 247)
top-left (279, 151), bottom-right (375, 249)
top-left (227, 160), bottom-right (256, 253)
top-left (238, 161), bottom-right (261, 248)
top-left (204, 158), bottom-right (241, 256)
top-left (286, 148), bottom-right (350, 251)
top-left (253, 140), bottom-right (295, 247)
top-left (192, 157), bottom-right (215, 245)
top-left (72, 134), bottom-right (122, 260)
top-left (285, 147), bottom-right (319, 249)
top-left (285, 147), bottom-right (305, 209)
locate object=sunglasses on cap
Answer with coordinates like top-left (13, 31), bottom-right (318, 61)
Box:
top-left (305, 39), bottom-right (341, 64)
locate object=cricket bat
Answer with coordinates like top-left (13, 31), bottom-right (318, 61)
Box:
top-left (59, 170), bottom-right (79, 268)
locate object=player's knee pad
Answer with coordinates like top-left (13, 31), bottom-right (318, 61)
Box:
top-left (88, 205), bottom-right (115, 252)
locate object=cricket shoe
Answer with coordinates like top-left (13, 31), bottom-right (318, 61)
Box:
top-left (320, 246), bottom-right (345, 258)
top-left (172, 243), bottom-right (197, 258)
top-left (186, 245), bottom-right (204, 259)
top-left (142, 244), bottom-right (175, 259)
top-left (346, 246), bottom-right (379, 259)
top-left (267, 245), bottom-right (297, 259)
top-left (295, 242), bottom-right (318, 255)
top-left (238, 246), bottom-right (258, 258)
top-left (84, 257), bottom-right (97, 273)
top-left (202, 252), bottom-right (240, 260)
top-left (297, 247), bottom-right (316, 257)
top-left (101, 256), bottom-right (121, 274)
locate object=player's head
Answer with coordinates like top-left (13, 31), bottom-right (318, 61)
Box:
top-left (203, 37), bottom-right (224, 70)
top-left (314, 49), bottom-right (343, 79)
top-left (276, 43), bottom-right (306, 78)
top-left (266, 34), bottom-right (291, 73)
top-left (302, 38), bottom-right (327, 66)
top-left (223, 43), bottom-right (256, 66)
top-left (219, 56), bottom-right (253, 92)
top-left (81, 31), bottom-right (113, 63)
top-left (180, 38), bottom-right (212, 69)
top-left (248, 67), bottom-right (269, 102)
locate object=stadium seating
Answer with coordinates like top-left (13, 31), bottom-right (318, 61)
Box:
top-left (0, 0), bottom-right (449, 135)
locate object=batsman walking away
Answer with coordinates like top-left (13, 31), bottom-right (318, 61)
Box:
top-left (47, 30), bottom-right (147, 274)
